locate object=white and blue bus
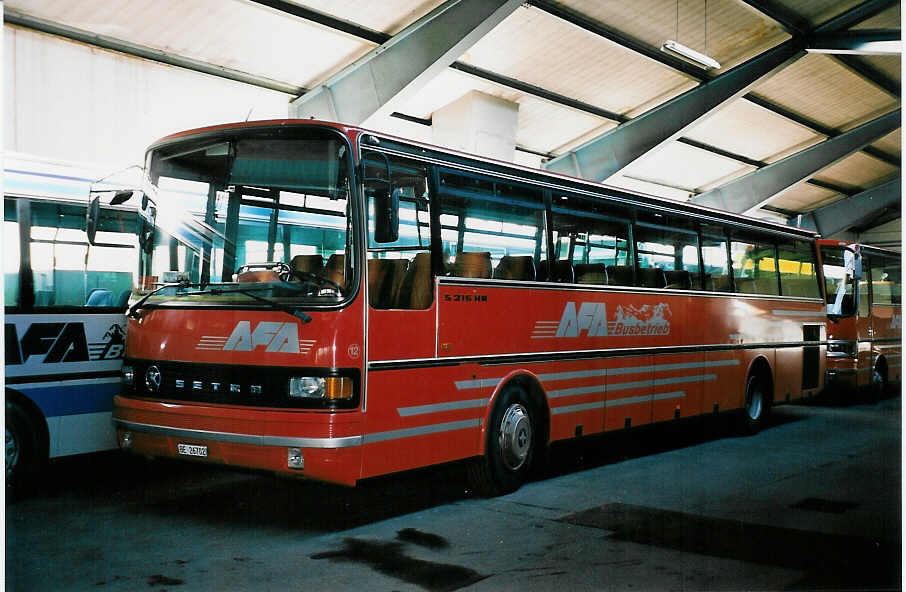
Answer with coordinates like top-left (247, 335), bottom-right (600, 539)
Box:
top-left (5, 171), bottom-right (148, 494)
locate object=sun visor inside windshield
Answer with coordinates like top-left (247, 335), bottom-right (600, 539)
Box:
top-left (229, 139), bottom-right (343, 197)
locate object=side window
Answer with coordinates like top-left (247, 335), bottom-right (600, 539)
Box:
top-left (730, 234), bottom-right (779, 295)
top-left (365, 153), bottom-right (432, 309)
top-left (31, 200), bottom-right (138, 309)
top-left (634, 212), bottom-right (699, 289)
top-left (4, 198), bottom-right (20, 306)
top-left (778, 240), bottom-right (820, 299)
top-left (550, 193), bottom-right (630, 285)
top-left (870, 255), bottom-right (901, 305)
top-left (700, 224), bottom-right (731, 292)
top-left (438, 170), bottom-right (545, 282)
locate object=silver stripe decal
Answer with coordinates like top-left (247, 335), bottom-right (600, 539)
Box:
top-left (771, 310), bottom-right (828, 318)
top-left (16, 376), bottom-right (121, 390)
top-left (467, 360), bottom-right (741, 390)
top-left (606, 390), bottom-right (686, 408)
top-left (607, 374), bottom-right (715, 392)
top-left (112, 419), bottom-right (363, 448)
top-left (549, 373), bottom-right (715, 399)
top-left (537, 369), bottom-right (607, 382)
top-left (551, 391), bottom-right (687, 415)
top-left (455, 378), bottom-right (502, 390)
top-left (548, 385), bottom-right (602, 399)
top-left (552, 401), bottom-right (605, 415)
top-left (398, 398), bottom-right (489, 416)
top-left (363, 419), bottom-right (481, 444)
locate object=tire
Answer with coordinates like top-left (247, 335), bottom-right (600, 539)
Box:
top-left (6, 400), bottom-right (39, 499)
top-left (739, 374), bottom-right (770, 435)
top-left (468, 384), bottom-right (536, 497)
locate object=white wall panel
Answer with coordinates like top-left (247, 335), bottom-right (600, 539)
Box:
top-left (4, 25), bottom-right (292, 171)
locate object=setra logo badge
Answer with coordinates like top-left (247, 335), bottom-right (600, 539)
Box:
top-left (145, 365), bottom-right (162, 392)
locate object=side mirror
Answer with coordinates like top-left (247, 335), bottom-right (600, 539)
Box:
top-left (87, 196), bottom-right (101, 245)
top-left (372, 187), bottom-right (400, 244)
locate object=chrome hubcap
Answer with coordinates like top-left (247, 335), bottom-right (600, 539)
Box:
top-left (498, 403), bottom-right (532, 471)
top-left (6, 426), bottom-right (19, 479)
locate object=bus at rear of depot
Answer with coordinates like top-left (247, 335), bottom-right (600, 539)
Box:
top-left (820, 239), bottom-right (901, 398)
top-left (112, 119), bottom-right (827, 495)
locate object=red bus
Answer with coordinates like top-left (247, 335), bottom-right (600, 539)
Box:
top-left (820, 240), bottom-right (901, 397)
top-left (111, 120), bottom-right (827, 495)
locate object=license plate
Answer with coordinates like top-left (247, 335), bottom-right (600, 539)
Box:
top-left (177, 443), bottom-right (208, 458)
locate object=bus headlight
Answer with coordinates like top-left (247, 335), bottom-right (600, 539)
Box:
top-left (122, 365), bottom-right (134, 386)
top-left (288, 376), bottom-right (353, 401)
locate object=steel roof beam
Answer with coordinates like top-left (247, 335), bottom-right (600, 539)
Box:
top-left (808, 29), bottom-right (901, 55)
top-left (692, 109), bottom-right (900, 214)
top-left (744, 0), bottom-right (901, 97)
top-left (544, 40), bottom-right (806, 180)
top-left (289, 0), bottom-right (522, 125)
top-left (3, 9), bottom-right (305, 96)
top-left (791, 178), bottom-right (901, 236)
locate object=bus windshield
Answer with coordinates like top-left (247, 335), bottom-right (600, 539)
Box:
top-left (141, 126), bottom-right (355, 307)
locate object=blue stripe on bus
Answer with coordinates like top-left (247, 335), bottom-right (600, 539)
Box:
top-left (20, 383), bottom-right (119, 418)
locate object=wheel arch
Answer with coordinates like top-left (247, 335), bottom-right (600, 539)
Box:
top-left (480, 370), bottom-right (550, 456)
top-left (745, 355), bottom-right (775, 406)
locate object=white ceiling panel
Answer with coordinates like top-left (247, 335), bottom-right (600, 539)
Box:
top-left (812, 151), bottom-right (900, 190)
top-left (752, 53), bottom-right (901, 130)
top-left (684, 98), bottom-right (824, 162)
top-left (620, 142), bottom-right (755, 193)
top-left (459, 5), bottom-right (695, 119)
top-left (395, 68), bottom-right (612, 158)
top-left (852, 5), bottom-right (901, 29)
top-left (6, 0), bottom-right (374, 89)
top-left (768, 182), bottom-right (841, 212)
top-left (782, 0), bottom-right (865, 26)
top-left (873, 129), bottom-right (902, 158)
top-left (561, 0), bottom-right (790, 72)
top-left (291, 0), bottom-right (446, 35)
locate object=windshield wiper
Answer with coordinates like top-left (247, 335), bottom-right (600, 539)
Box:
top-left (183, 283), bottom-right (313, 323)
top-left (127, 282), bottom-right (191, 319)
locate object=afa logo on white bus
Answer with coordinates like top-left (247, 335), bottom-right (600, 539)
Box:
top-left (5, 320), bottom-right (125, 365)
top-left (532, 302), bottom-right (672, 338)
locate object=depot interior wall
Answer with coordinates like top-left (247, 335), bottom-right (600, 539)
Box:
top-left (4, 25), bottom-right (293, 172)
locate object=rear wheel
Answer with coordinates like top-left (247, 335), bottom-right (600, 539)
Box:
top-left (468, 385), bottom-right (536, 496)
top-left (869, 361), bottom-right (888, 401)
top-left (6, 400), bottom-right (39, 499)
top-left (739, 374), bottom-right (770, 435)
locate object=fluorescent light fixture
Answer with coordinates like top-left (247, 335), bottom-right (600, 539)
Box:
top-left (661, 39), bottom-right (721, 70)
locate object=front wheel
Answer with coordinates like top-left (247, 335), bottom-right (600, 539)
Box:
top-left (6, 400), bottom-right (39, 499)
top-left (468, 385), bottom-right (537, 496)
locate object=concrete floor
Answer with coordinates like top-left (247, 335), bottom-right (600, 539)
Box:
top-left (6, 395), bottom-right (901, 591)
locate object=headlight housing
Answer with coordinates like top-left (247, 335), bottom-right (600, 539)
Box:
top-left (288, 376), bottom-right (353, 401)
top-left (122, 364), bottom-right (134, 387)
